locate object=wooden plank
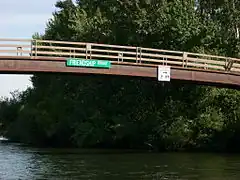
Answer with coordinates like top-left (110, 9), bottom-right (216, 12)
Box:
top-left (91, 43), bottom-right (137, 50)
top-left (231, 58), bottom-right (240, 62)
top-left (0, 49), bottom-right (31, 53)
top-left (36, 45), bottom-right (86, 51)
top-left (37, 40), bottom-right (137, 50)
top-left (140, 57), bottom-right (183, 65)
top-left (231, 68), bottom-right (240, 72)
top-left (90, 53), bottom-right (136, 60)
top-left (90, 49), bottom-right (136, 55)
top-left (36, 51), bottom-right (137, 61)
top-left (36, 39), bottom-right (86, 46)
top-left (0, 44), bottom-right (31, 48)
top-left (0, 38), bottom-right (32, 42)
top-left (187, 52), bottom-right (228, 60)
top-left (113, 61), bottom-right (181, 68)
top-left (187, 57), bottom-right (225, 66)
top-left (141, 47), bottom-right (184, 54)
top-left (36, 51), bottom-right (86, 57)
top-left (186, 62), bottom-right (225, 70)
top-left (36, 47), bottom-right (136, 56)
top-left (232, 63), bottom-right (240, 68)
top-left (141, 52), bottom-right (183, 61)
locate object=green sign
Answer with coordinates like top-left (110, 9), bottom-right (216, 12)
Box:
top-left (66, 59), bottom-right (111, 69)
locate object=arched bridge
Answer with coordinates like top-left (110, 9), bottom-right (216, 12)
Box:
top-left (0, 38), bottom-right (240, 89)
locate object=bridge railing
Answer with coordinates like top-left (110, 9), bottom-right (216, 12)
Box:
top-left (0, 38), bottom-right (32, 56)
top-left (0, 38), bottom-right (240, 73)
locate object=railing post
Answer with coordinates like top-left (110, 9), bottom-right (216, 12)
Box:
top-left (35, 39), bottom-right (37, 57)
top-left (118, 52), bottom-right (123, 63)
top-left (16, 47), bottom-right (22, 56)
top-left (86, 43), bottom-right (91, 59)
top-left (225, 58), bottom-right (234, 71)
top-left (30, 39), bottom-right (33, 57)
top-left (163, 57), bottom-right (168, 65)
top-left (182, 52), bottom-right (187, 67)
top-left (69, 49), bottom-right (75, 58)
top-left (225, 58), bottom-right (228, 70)
top-left (136, 47), bottom-right (142, 63)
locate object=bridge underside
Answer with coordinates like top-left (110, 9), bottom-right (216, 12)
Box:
top-left (0, 58), bottom-right (239, 89)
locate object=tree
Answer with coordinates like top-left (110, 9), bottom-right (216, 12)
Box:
top-left (0, 0), bottom-right (240, 152)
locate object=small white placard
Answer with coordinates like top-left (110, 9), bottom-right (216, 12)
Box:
top-left (158, 66), bottom-right (171, 81)
top-left (86, 43), bottom-right (91, 50)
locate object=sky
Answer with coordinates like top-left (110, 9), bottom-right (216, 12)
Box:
top-left (0, 0), bottom-right (58, 98)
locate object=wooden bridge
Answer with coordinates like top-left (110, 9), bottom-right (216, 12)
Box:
top-left (0, 38), bottom-right (240, 88)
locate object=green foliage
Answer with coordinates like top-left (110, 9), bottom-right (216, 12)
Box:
top-left (0, 0), bottom-right (240, 151)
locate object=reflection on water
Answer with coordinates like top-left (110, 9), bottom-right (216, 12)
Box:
top-left (0, 143), bottom-right (240, 179)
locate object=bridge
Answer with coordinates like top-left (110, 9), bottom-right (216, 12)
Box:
top-left (0, 38), bottom-right (240, 89)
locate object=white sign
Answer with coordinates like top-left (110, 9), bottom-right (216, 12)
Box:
top-left (158, 66), bottom-right (171, 81)
top-left (86, 43), bottom-right (91, 50)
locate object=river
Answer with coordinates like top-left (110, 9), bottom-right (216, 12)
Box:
top-left (0, 143), bottom-right (240, 179)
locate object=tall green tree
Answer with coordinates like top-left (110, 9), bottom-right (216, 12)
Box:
top-left (0, 0), bottom-right (240, 152)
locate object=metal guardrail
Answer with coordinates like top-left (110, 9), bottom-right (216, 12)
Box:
top-left (0, 38), bottom-right (240, 73)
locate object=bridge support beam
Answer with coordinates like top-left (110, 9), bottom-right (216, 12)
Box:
top-left (0, 58), bottom-right (239, 89)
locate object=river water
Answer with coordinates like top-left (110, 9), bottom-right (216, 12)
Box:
top-left (0, 143), bottom-right (240, 180)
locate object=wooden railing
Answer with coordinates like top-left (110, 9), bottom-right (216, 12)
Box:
top-left (0, 38), bottom-right (240, 73)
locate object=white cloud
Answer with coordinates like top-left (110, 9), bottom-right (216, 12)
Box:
top-left (0, 75), bottom-right (32, 98)
top-left (0, 0), bottom-right (57, 14)
top-left (0, 14), bottom-right (52, 26)
top-left (0, 0), bottom-right (58, 98)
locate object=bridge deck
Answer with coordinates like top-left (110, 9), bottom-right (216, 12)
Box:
top-left (0, 38), bottom-right (240, 88)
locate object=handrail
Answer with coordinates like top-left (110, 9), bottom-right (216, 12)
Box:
top-left (0, 38), bottom-right (239, 73)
